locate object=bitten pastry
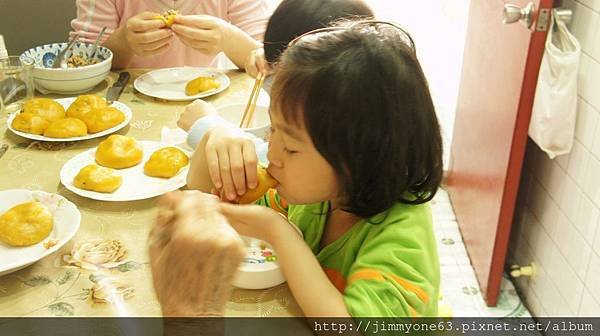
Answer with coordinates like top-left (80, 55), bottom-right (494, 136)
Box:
top-left (22, 98), bottom-right (66, 122)
top-left (66, 94), bottom-right (107, 120)
top-left (185, 76), bottom-right (220, 96)
top-left (0, 201), bottom-right (53, 247)
top-left (11, 113), bottom-right (50, 135)
top-left (43, 118), bottom-right (88, 138)
top-left (237, 166), bottom-right (278, 204)
top-left (144, 147), bottom-right (189, 178)
top-left (80, 106), bottom-right (125, 133)
top-left (95, 134), bottom-right (143, 169)
top-left (74, 164), bottom-right (123, 193)
top-left (154, 9), bottom-right (178, 27)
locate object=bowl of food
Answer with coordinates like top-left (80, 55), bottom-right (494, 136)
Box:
top-left (21, 42), bottom-right (112, 94)
top-left (217, 103), bottom-right (270, 140)
top-left (232, 222), bottom-right (302, 290)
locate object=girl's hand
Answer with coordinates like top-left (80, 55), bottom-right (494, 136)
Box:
top-left (219, 202), bottom-right (294, 244)
top-left (149, 191), bottom-right (245, 316)
top-left (125, 12), bottom-right (173, 56)
top-left (177, 99), bottom-right (217, 131)
top-left (204, 126), bottom-right (258, 201)
top-left (245, 47), bottom-right (271, 78)
top-left (170, 15), bottom-right (230, 56)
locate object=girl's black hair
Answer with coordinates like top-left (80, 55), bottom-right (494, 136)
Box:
top-left (271, 21), bottom-right (444, 219)
top-left (263, 0), bottom-right (374, 64)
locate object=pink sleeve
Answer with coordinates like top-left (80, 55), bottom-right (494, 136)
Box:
top-left (227, 0), bottom-right (271, 40)
top-left (70, 0), bottom-right (120, 44)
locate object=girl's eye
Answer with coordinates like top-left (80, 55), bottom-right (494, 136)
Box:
top-left (284, 147), bottom-right (298, 155)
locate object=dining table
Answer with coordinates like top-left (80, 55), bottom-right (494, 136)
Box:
top-left (0, 69), bottom-right (303, 318)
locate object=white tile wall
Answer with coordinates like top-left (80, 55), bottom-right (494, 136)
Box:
top-left (509, 0), bottom-right (600, 317)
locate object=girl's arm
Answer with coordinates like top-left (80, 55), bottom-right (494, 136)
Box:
top-left (271, 225), bottom-right (351, 317)
top-left (218, 203), bottom-right (351, 317)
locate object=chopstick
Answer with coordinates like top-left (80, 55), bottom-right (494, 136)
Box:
top-left (239, 72), bottom-right (265, 128)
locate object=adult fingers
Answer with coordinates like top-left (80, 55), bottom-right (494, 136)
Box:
top-left (242, 141), bottom-right (258, 189)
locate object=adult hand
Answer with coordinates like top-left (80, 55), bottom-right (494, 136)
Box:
top-left (124, 12), bottom-right (173, 56)
top-left (170, 15), bottom-right (230, 56)
top-left (177, 99), bottom-right (218, 131)
top-left (148, 191), bottom-right (245, 316)
top-left (245, 47), bottom-right (271, 78)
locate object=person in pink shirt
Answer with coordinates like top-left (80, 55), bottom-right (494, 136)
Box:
top-left (71, 0), bottom-right (270, 69)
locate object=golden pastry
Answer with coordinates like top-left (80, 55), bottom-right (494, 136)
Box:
top-left (74, 164), bottom-right (123, 193)
top-left (154, 9), bottom-right (178, 27)
top-left (144, 147), bottom-right (189, 178)
top-left (43, 118), bottom-right (88, 138)
top-left (0, 201), bottom-right (53, 247)
top-left (11, 113), bottom-right (50, 135)
top-left (80, 106), bottom-right (126, 133)
top-left (185, 76), bottom-right (220, 96)
top-left (237, 166), bottom-right (278, 204)
top-left (22, 98), bottom-right (66, 122)
top-left (66, 94), bottom-right (107, 120)
top-left (95, 134), bottom-right (143, 169)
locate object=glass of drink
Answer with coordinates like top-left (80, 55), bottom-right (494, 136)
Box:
top-left (0, 55), bottom-right (35, 114)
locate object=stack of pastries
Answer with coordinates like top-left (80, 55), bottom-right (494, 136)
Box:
top-left (12, 95), bottom-right (125, 138)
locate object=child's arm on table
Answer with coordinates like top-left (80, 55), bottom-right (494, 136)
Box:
top-left (219, 203), bottom-right (351, 317)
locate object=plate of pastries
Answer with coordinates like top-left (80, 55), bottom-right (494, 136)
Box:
top-left (6, 95), bottom-right (132, 142)
top-left (133, 67), bottom-right (230, 101)
top-left (0, 189), bottom-right (81, 276)
top-left (60, 135), bottom-right (191, 201)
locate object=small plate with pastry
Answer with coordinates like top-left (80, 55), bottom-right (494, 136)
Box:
top-left (133, 67), bottom-right (230, 101)
top-left (60, 135), bottom-right (191, 201)
top-left (0, 189), bottom-right (81, 276)
top-left (6, 96), bottom-right (132, 142)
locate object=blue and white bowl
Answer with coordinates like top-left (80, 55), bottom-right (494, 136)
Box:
top-left (21, 42), bottom-right (112, 94)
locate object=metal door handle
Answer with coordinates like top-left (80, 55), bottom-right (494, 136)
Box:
top-left (503, 2), bottom-right (535, 28)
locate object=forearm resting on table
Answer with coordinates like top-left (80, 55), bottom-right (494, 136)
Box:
top-left (186, 132), bottom-right (214, 193)
top-left (103, 27), bottom-right (134, 69)
top-left (271, 227), bottom-right (351, 317)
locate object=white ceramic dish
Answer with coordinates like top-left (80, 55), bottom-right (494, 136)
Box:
top-left (6, 97), bottom-right (132, 142)
top-left (60, 141), bottom-right (190, 201)
top-left (232, 222), bottom-right (302, 290)
top-left (218, 103), bottom-right (271, 140)
top-left (21, 42), bottom-right (113, 94)
top-left (0, 189), bottom-right (81, 276)
top-left (134, 67), bottom-right (230, 101)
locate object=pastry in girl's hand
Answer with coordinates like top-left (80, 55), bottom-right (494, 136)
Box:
top-left (185, 76), bottom-right (220, 96)
top-left (0, 201), bottom-right (53, 247)
top-left (144, 147), bottom-right (189, 178)
top-left (66, 94), bottom-right (107, 120)
top-left (11, 113), bottom-right (50, 135)
top-left (95, 134), bottom-right (143, 169)
top-left (80, 106), bottom-right (125, 133)
top-left (237, 166), bottom-right (278, 204)
top-left (43, 118), bottom-right (88, 138)
top-left (154, 9), bottom-right (179, 27)
top-left (22, 98), bottom-right (66, 122)
top-left (74, 164), bottom-right (122, 193)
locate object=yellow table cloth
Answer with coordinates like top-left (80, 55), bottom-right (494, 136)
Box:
top-left (0, 70), bottom-right (302, 317)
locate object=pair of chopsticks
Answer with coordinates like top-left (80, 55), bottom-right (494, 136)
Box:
top-left (239, 73), bottom-right (265, 128)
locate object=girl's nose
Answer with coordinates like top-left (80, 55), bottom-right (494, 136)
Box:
top-left (267, 144), bottom-right (283, 167)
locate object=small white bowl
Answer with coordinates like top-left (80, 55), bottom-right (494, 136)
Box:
top-left (217, 103), bottom-right (270, 140)
top-left (21, 42), bottom-right (113, 94)
top-left (232, 222), bottom-right (302, 290)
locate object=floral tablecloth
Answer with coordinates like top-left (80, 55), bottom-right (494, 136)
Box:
top-left (0, 70), bottom-right (302, 317)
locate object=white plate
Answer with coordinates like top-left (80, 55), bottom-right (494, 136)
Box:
top-left (134, 67), bottom-right (230, 101)
top-left (60, 141), bottom-right (190, 201)
top-left (0, 189), bottom-right (81, 276)
top-left (6, 97), bottom-right (133, 142)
